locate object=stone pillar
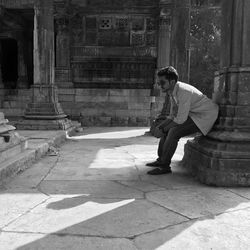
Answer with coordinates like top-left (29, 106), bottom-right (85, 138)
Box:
top-left (150, 1), bottom-right (173, 126)
top-left (183, 0), bottom-right (250, 186)
top-left (55, 16), bottom-right (73, 88)
top-left (17, 40), bottom-right (29, 89)
top-left (0, 43), bottom-right (4, 89)
top-left (157, 2), bottom-right (172, 69)
top-left (19, 0), bottom-right (72, 130)
top-left (170, 0), bottom-right (191, 83)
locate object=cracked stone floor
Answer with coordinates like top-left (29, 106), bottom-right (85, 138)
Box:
top-left (1, 127), bottom-right (250, 250)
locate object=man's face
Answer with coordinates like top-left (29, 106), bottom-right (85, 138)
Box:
top-left (158, 76), bottom-right (170, 93)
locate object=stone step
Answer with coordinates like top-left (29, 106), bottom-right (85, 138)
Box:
top-left (0, 124), bottom-right (80, 184)
top-left (0, 132), bottom-right (27, 164)
top-left (0, 142), bottom-right (24, 164)
top-left (0, 148), bottom-right (38, 182)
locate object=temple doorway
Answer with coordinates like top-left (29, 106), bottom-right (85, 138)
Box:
top-left (0, 39), bottom-right (18, 89)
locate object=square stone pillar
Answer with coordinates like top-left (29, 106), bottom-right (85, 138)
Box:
top-left (151, 1), bottom-right (172, 119)
top-left (0, 42), bottom-right (4, 89)
top-left (54, 15), bottom-right (73, 88)
top-left (170, 0), bottom-right (191, 83)
top-left (157, 1), bottom-right (172, 69)
top-left (183, 0), bottom-right (250, 186)
top-left (18, 0), bottom-right (73, 130)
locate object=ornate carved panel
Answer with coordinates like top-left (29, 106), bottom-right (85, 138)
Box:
top-left (99, 17), bottom-right (113, 30)
top-left (146, 32), bottom-right (157, 46)
top-left (131, 32), bottom-right (145, 46)
top-left (132, 17), bottom-right (145, 31)
top-left (115, 18), bottom-right (129, 31)
top-left (70, 13), bottom-right (84, 44)
top-left (146, 18), bottom-right (157, 31)
top-left (71, 59), bottom-right (156, 88)
top-left (98, 30), bottom-right (113, 45)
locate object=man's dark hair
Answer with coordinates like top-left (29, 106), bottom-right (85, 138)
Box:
top-left (157, 66), bottom-right (179, 82)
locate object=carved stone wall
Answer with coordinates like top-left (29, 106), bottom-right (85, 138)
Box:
top-left (0, 0), bottom-right (162, 126)
top-left (53, 0), bottom-right (158, 89)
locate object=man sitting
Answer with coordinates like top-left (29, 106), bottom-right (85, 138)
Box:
top-left (147, 66), bottom-right (219, 175)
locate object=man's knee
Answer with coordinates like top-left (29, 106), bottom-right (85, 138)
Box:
top-left (167, 127), bottom-right (182, 141)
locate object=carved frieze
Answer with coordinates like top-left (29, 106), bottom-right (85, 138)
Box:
top-left (86, 0), bottom-right (157, 7)
top-left (71, 14), bottom-right (158, 47)
top-left (71, 59), bottom-right (156, 87)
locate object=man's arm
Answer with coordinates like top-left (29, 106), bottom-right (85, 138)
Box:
top-left (159, 90), bottom-right (192, 133)
top-left (172, 89), bottom-right (192, 125)
top-left (156, 94), bottom-right (170, 120)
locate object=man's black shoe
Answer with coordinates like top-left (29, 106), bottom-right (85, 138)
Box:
top-left (146, 160), bottom-right (163, 167)
top-left (147, 167), bottom-right (172, 175)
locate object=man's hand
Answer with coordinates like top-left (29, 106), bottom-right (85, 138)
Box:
top-left (158, 118), bottom-right (172, 130)
top-left (154, 126), bottom-right (164, 138)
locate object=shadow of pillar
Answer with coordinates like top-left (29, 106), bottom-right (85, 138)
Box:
top-left (183, 0), bottom-right (250, 186)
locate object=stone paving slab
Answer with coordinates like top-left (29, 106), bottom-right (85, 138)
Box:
top-left (146, 188), bottom-right (250, 219)
top-left (1, 127), bottom-right (250, 249)
top-left (134, 207), bottom-right (250, 250)
top-left (0, 233), bottom-right (137, 250)
top-left (39, 180), bottom-right (144, 199)
top-left (4, 198), bottom-right (188, 238)
top-left (0, 188), bottom-right (48, 229)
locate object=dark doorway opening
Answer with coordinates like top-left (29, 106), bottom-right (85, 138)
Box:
top-left (1, 39), bottom-right (18, 89)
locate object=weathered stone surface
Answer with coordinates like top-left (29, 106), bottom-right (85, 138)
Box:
top-left (40, 180), bottom-right (144, 199)
top-left (134, 207), bottom-right (250, 250)
top-left (146, 187), bottom-right (250, 219)
top-left (0, 188), bottom-right (47, 228)
top-left (183, 137), bottom-right (250, 186)
top-left (5, 198), bottom-right (187, 238)
top-left (1, 128), bottom-right (250, 249)
top-left (0, 233), bottom-right (137, 250)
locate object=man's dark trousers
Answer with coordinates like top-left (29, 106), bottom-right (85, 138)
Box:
top-left (157, 117), bottom-right (200, 167)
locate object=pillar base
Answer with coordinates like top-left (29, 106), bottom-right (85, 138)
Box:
top-left (15, 117), bottom-right (74, 130)
top-left (183, 134), bottom-right (250, 187)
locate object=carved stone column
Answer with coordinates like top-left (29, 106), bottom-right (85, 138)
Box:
top-left (150, 1), bottom-right (173, 126)
top-left (170, 0), bottom-right (191, 83)
top-left (55, 16), bottom-right (72, 88)
top-left (19, 0), bottom-right (72, 130)
top-left (157, 2), bottom-right (172, 69)
top-left (0, 43), bottom-right (4, 89)
top-left (17, 40), bottom-right (29, 89)
top-left (183, 0), bottom-right (250, 186)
